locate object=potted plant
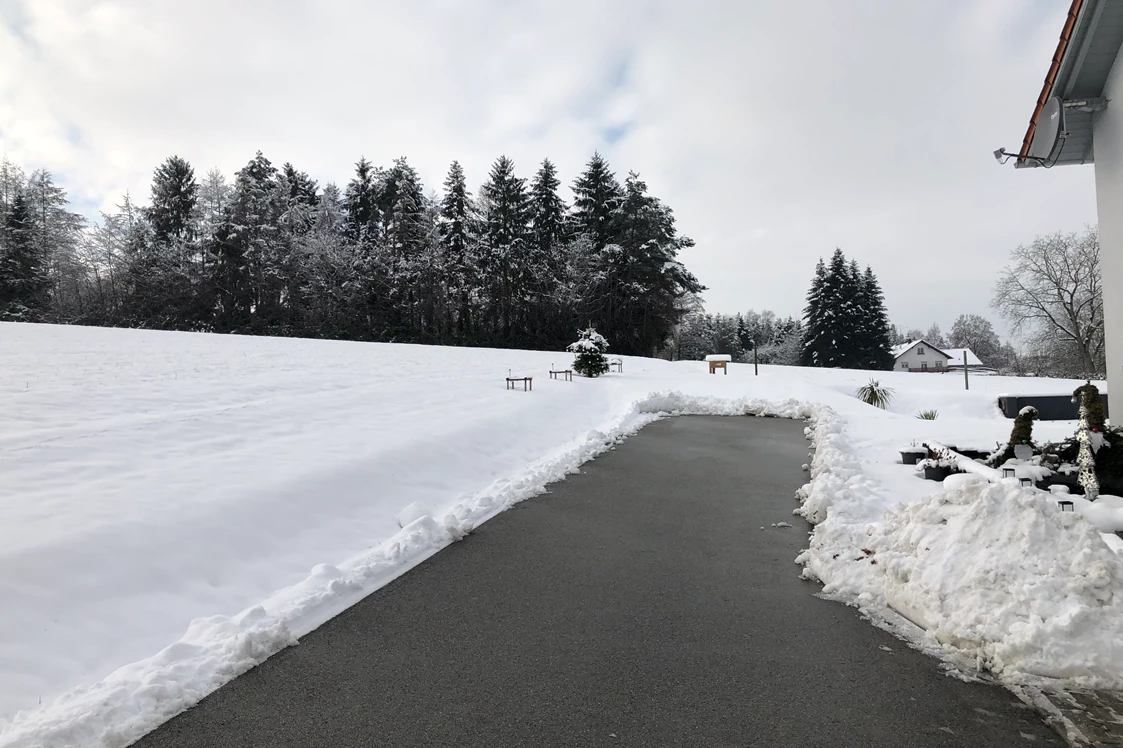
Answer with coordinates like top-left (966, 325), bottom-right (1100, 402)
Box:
top-left (917, 452), bottom-right (958, 481)
top-left (900, 447), bottom-right (927, 465)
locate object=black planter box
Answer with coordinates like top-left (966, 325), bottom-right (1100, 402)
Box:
top-left (998, 393), bottom-right (1110, 420)
top-left (923, 465), bottom-right (952, 481)
top-left (957, 449), bottom-right (990, 461)
top-left (901, 449), bottom-right (926, 465)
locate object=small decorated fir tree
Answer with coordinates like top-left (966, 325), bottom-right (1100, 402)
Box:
top-left (1077, 398), bottom-right (1101, 501)
top-left (1073, 381), bottom-right (1106, 434)
top-left (1010, 406), bottom-right (1038, 448)
top-left (568, 328), bottom-right (610, 378)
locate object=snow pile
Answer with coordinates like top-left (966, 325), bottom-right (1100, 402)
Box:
top-left (1067, 494), bottom-right (1123, 534)
top-left (0, 608), bottom-right (295, 748)
top-left (873, 483), bottom-right (1123, 686)
top-left (797, 436), bottom-right (1123, 687)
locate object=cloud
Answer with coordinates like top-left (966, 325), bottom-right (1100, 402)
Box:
top-left (0, 0), bottom-right (1099, 334)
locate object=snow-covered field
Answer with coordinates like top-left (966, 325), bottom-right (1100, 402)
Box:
top-left (1, 322), bottom-right (1118, 747)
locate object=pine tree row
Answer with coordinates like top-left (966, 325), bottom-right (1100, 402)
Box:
top-left (0, 152), bottom-right (704, 356)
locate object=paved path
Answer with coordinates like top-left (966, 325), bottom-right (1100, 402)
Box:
top-left (133, 416), bottom-right (1060, 747)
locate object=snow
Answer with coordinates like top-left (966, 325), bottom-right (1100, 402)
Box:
top-left (890, 340), bottom-right (919, 358)
top-left (944, 348), bottom-right (984, 368)
top-left (704, 354), bottom-right (732, 362)
top-left (866, 483), bottom-right (1123, 684)
top-left (0, 321), bottom-right (1118, 746)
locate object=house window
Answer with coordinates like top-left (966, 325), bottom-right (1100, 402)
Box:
top-left (901, 362), bottom-right (909, 369)
top-left (921, 361), bottom-right (928, 371)
top-left (936, 360), bottom-right (944, 369)
top-left (917, 346), bottom-right (925, 354)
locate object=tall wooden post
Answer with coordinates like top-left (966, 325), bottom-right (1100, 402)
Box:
top-left (754, 343), bottom-right (758, 376)
top-left (963, 351), bottom-right (970, 391)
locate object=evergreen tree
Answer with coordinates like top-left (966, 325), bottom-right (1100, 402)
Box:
top-left (836, 257), bottom-right (862, 367)
top-left (281, 163), bottom-right (319, 209)
top-left (570, 152), bottom-right (623, 250)
top-left (801, 250), bottom-right (856, 367)
top-left (314, 183), bottom-right (346, 235)
top-left (439, 161), bottom-right (478, 340)
top-left (568, 327), bottom-right (610, 377)
top-left (529, 158), bottom-right (567, 256)
top-left (600, 171), bottom-right (702, 355)
top-left (479, 155), bottom-right (530, 341)
top-left (859, 266), bottom-right (893, 369)
top-left (148, 156), bottom-right (199, 248)
top-left (377, 157), bottom-right (431, 337)
top-left (0, 192), bottom-right (50, 318)
top-left (214, 151), bottom-right (279, 330)
top-left (800, 258), bottom-right (828, 366)
top-left (343, 158), bottom-right (379, 246)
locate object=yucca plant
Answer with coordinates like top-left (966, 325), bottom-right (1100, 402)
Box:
top-left (917, 409), bottom-right (939, 420)
top-left (855, 379), bottom-right (894, 409)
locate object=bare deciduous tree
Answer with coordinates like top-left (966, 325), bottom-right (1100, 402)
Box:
top-left (992, 228), bottom-right (1104, 377)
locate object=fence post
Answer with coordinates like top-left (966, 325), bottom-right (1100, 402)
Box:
top-left (754, 343), bottom-right (758, 376)
top-left (963, 352), bottom-right (970, 391)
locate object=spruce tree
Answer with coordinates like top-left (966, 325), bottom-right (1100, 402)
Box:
top-left (344, 158), bottom-right (379, 246)
top-left (148, 156), bottom-right (199, 248)
top-left (571, 152), bottom-right (623, 250)
top-left (800, 258), bottom-right (828, 366)
top-left (606, 171), bottom-right (702, 356)
top-left (440, 161), bottom-right (478, 340)
top-left (0, 191), bottom-right (50, 318)
top-left (281, 163), bottom-right (319, 209)
top-left (568, 327), bottom-right (610, 377)
top-left (860, 266), bottom-right (894, 369)
top-left (381, 157), bottom-right (430, 335)
top-left (836, 257), bottom-right (862, 367)
top-left (479, 155), bottom-right (530, 341)
top-left (214, 151), bottom-right (278, 330)
top-left (529, 158), bottom-right (567, 255)
top-left (385, 158), bottom-right (427, 258)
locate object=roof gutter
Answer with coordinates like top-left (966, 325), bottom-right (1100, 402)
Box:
top-left (1018, 0), bottom-right (1084, 163)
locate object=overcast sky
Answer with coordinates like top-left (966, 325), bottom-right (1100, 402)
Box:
top-left (0, 0), bottom-right (1101, 335)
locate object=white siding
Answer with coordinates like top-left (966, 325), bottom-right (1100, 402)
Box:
top-left (1094, 46), bottom-right (1123, 414)
top-left (892, 343), bottom-right (949, 372)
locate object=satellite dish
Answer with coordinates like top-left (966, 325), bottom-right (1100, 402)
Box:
top-left (1028, 96), bottom-right (1064, 162)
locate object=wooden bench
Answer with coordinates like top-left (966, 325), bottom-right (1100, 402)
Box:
top-left (506, 377), bottom-right (532, 391)
top-left (549, 369), bottom-right (573, 381)
top-left (609, 359), bottom-right (623, 373)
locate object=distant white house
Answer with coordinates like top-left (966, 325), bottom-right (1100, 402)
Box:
top-left (890, 340), bottom-right (950, 372)
top-left (943, 348), bottom-right (996, 374)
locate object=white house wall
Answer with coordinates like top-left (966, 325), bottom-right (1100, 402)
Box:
top-left (1094, 45), bottom-right (1123, 416)
top-left (892, 344), bottom-right (949, 372)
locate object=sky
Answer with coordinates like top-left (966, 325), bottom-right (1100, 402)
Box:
top-left (0, 0), bottom-right (1102, 336)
